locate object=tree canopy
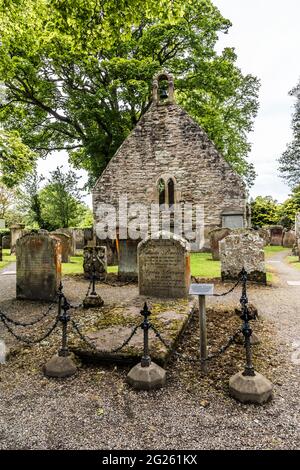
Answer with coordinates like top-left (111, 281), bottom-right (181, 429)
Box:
top-left (0, 0), bottom-right (259, 187)
top-left (279, 81), bottom-right (300, 187)
top-left (250, 196), bottom-right (280, 228)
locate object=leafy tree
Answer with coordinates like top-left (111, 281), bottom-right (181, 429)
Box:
top-left (279, 81), bottom-right (300, 186)
top-left (39, 166), bottom-right (86, 229)
top-left (0, 130), bottom-right (36, 187)
top-left (277, 186), bottom-right (300, 229)
top-left (19, 171), bottom-right (47, 228)
top-left (0, 0), bottom-right (259, 187)
top-left (250, 196), bottom-right (280, 228)
top-left (0, 183), bottom-right (15, 219)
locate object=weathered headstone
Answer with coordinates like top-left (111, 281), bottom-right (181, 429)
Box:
top-left (138, 231), bottom-right (190, 298)
top-left (219, 230), bottom-right (266, 284)
top-left (73, 228), bottom-right (85, 250)
top-left (209, 228), bottom-right (231, 261)
top-left (10, 223), bottom-right (25, 254)
top-left (118, 238), bottom-right (140, 280)
top-left (16, 232), bottom-right (62, 301)
top-left (83, 245), bottom-right (107, 280)
top-left (269, 225), bottom-right (283, 246)
top-left (83, 227), bottom-right (94, 247)
top-left (282, 230), bottom-right (296, 248)
top-left (0, 219), bottom-right (5, 229)
top-left (1, 235), bottom-right (10, 249)
top-left (57, 228), bottom-right (76, 255)
top-left (50, 232), bottom-right (71, 263)
top-left (258, 227), bottom-right (271, 246)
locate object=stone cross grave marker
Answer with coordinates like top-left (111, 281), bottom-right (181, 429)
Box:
top-left (138, 231), bottom-right (190, 298)
top-left (83, 245), bottom-right (107, 280)
top-left (16, 232), bottom-right (62, 301)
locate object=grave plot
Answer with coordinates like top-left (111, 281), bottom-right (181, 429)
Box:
top-left (71, 232), bottom-right (194, 365)
top-left (70, 296), bottom-right (195, 366)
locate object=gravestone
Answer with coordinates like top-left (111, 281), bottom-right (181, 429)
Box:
top-left (73, 228), bottom-right (85, 250)
top-left (50, 232), bottom-right (71, 263)
top-left (0, 219), bottom-right (5, 229)
top-left (1, 235), bottom-right (10, 249)
top-left (209, 228), bottom-right (231, 261)
top-left (58, 228), bottom-right (76, 255)
top-left (258, 227), bottom-right (270, 246)
top-left (84, 227), bottom-right (94, 247)
top-left (282, 230), bottom-right (296, 248)
top-left (83, 246), bottom-right (107, 280)
top-left (10, 223), bottom-right (25, 254)
top-left (118, 238), bottom-right (140, 280)
top-left (219, 230), bottom-right (266, 284)
top-left (138, 231), bottom-right (190, 298)
top-left (16, 233), bottom-right (62, 301)
top-left (269, 225), bottom-right (283, 246)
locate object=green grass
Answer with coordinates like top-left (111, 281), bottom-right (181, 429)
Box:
top-left (287, 255), bottom-right (300, 270)
top-left (0, 249), bottom-right (16, 270)
top-left (190, 253), bottom-right (221, 278)
top-left (62, 256), bottom-right (84, 275)
top-left (57, 246), bottom-right (284, 281)
top-left (264, 245), bottom-right (290, 258)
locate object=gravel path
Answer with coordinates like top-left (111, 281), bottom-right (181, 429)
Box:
top-left (0, 254), bottom-right (300, 450)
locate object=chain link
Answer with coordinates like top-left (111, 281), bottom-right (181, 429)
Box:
top-left (0, 302), bottom-right (56, 328)
top-left (0, 314), bottom-right (60, 345)
top-left (212, 279), bottom-right (240, 297)
top-left (151, 322), bottom-right (242, 363)
top-left (71, 319), bottom-right (141, 354)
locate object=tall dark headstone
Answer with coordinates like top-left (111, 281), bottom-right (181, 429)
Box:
top-left (16, 233), bottom-right (62, 301)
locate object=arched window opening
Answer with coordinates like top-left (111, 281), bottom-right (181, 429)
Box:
top-left (168, 178), bottom-right (175, 207)
top-left (158, 178), bottom-right (166, 206)
top-left (158, 77), bottom-right (169, 101)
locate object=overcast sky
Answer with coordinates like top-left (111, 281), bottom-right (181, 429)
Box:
top-left (38, 0), bottom-right (300, 205)
top-left (214, 0), bottom-right (300, 202)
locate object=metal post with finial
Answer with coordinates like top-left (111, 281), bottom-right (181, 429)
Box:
top-left (140, 302), bottom-right (151, 367)
top-left (127, 301), bottom-right (166, 390)
top-left (44, 283), bottom-right (77, 378)
top-left (228, 268), bottom-right (273, 404)
top-left (240, 268), bottom-right (255, 377)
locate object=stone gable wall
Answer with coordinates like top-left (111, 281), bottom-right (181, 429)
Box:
top-left (93, 103), bottom-right (247, 237)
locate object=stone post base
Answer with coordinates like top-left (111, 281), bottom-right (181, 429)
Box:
top-left (127, 362), bottom-right (166, 390)
top-left (44, 354), bottom-right (77, 378)
top-left (83, 294), bottom-right (104, 309)
top-left (229, 371), bottom-right (273, 404)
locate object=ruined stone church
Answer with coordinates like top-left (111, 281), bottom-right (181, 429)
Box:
top-left (93, 73), bottom-right (248, 277)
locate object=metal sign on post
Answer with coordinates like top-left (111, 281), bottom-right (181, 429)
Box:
top-left (189, 283), bottom-right (214, 374)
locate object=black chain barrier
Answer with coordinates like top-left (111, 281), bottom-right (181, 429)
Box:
top-left (212, 279), bottom-right (240, 297)
top-left (71, 319), bottom-right (141, 354)
top-left (0, 314), bottom-right (60, 345)
top-left (0, 268), bottom-right (254, 372)
top-left (151, 320), bottom-right (242, 363)
top-left (0, 302), bottom-right (56, 328)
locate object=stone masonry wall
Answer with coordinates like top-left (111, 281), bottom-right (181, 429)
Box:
top-left (93, 103), bottom-right (247, 245)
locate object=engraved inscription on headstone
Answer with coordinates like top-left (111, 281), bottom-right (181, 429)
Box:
top-left (16, 232), bottom-right (62, 301)
top-left (138, 232), bottom-right (190, 298)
